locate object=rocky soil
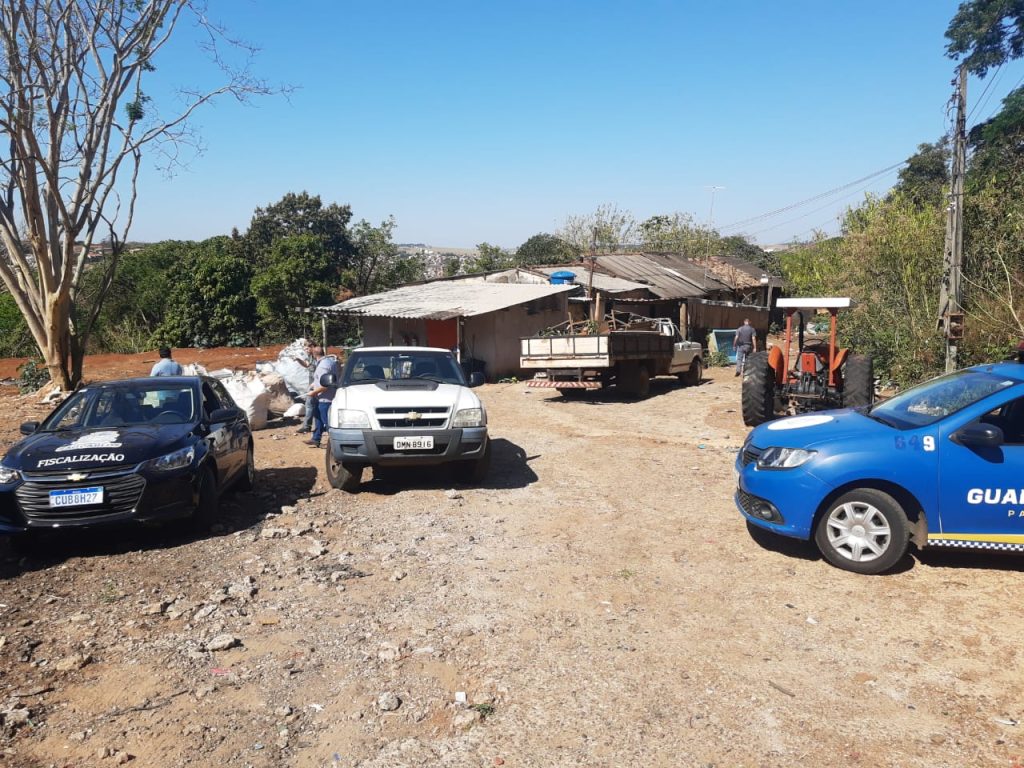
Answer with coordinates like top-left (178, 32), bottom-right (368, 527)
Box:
top-left (0, 359), bottom-right (1023, 768)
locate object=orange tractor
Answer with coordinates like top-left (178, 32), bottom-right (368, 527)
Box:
top-left (741, 297), bottom-right (874, 427)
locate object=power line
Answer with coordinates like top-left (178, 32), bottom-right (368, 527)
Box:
top-left (717, 161), bottom-right (907, 232)
top-left (966, 62), bottom-right (1003, 123)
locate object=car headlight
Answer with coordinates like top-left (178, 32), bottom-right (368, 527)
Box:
top-left (452, 408), bottom-right (485, 428)
top-left (0, 465), bottom-right (21, 484)
top-left (756, 446), bottom-right (816, 469)
top-left (146, 446), bottom-right (195, 472)
top-left (334, 409), bottom-right (370, 429)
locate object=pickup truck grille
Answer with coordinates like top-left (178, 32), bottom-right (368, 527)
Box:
top-left (375, 406), bottom-right (449, 429)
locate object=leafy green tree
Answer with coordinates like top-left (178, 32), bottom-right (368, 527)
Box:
top-left (639, 213), bottom-right (711, 254)
top-left (441, 253), bottom-right (464, 277)
top-left (251, 235), bottom-right (336, 339)
top-left (157, 238), bottom-right (257, 348)
top-left (344, 217), bottom-right (424, 294)
top-left (558, 204), bottom-right (637, 253)
top-left (467, 242), bottom-right (514, 273)
top-left (515, 233), bottom-right (580, 265)
top-left (0, 289), bottom-right (32, 357)
top-left (946, 0), bottom-right (1024, 76)
top-left (245, 192), bottom-right (353, 263)
top-left (893, 140), bottom-right (951, 207)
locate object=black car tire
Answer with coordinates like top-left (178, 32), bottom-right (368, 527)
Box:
top-left (235, 442), bottom-right (255, 491)
top-left (325, 449), bottom-right (362, 493)
top-left (8, 531), bottom-right (45, 558)
top-left (814, 489), bottom-right (910, 575)
top-left (741, 351), bottom-right (775, 427)
top-left (190, 465), bottom-right (219, 532)
top-left (680, 358), bottom-right (702, 387)
top-left (843, 354), bottom-right (874, 408)
top-left (456, 440), bottom-right (491, 484)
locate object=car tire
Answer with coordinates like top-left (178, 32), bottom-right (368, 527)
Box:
top-left (814, 489), bottom-right (910, 575)
top-left (680, 357), bottom-right (702, 387)
top-left (235, 442), bottom-right (255, 491)
top-left (741, 351), bottom-right (775, 426)
top-left (325, 449), bottom-right (362, 493)
top-left (843, 354), bottom-right (874, 408)
top-left (456, 440), bottom-right (491, 484)
top-left (190, 465), bottom-right (219, 532)
top-left (8, 531), bottom-right (46, 558)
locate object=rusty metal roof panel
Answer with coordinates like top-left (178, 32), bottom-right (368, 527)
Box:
top-left (593, 253), bottom-right (729, 298)
top-left (318, 281), bottom-right (575, 319)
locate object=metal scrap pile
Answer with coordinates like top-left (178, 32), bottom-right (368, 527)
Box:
top-left (538, 311), bottom-right (658, 337)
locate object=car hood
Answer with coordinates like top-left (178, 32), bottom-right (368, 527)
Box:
top-left (336, 381), bottom-right (481, 417)
top-left (748, 409), bottom-right (892, 449)
top-left (7, 424), bottom-right (195, 471)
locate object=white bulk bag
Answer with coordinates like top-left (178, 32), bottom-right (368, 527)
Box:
top-left (221, 373), bottom-right (270, 430)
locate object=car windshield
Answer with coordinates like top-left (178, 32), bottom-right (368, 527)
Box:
top-left (343, 351), bottom-right (465, 386)
top-left (40, 383), bottom-right (198, 430)
top-left (867, 369), bottom-right (1017, 429)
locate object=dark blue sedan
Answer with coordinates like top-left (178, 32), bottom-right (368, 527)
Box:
top-left (0, 376), bottom-right (254, 543)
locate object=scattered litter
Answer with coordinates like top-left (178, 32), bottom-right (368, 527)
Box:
top-left (768, 680), bottom-right (796, 697)
top-left (806, 617), bottom-right (818, 625)
top-left (455, 691), bottom-right (468, 704)
top-left (308, 703), bottom-right (325, 712)
top-left (698, 444), bottom-right (706, 450)
top-left (995, 717), bottom-right (1019, 726)
top-left (209, 668), bottom-right (231, 676)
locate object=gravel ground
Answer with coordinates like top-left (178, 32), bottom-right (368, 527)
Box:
top-left (1, 365), bottom-right (1023, 768)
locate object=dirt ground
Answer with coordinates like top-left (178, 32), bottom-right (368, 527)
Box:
top-left (0, 354), bottom-right (1023, 768)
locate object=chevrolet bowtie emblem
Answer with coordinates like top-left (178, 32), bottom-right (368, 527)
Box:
top-left (68, 472), bottom-right (88, 481)
top-left (405, 411), bottom-right (422, 421)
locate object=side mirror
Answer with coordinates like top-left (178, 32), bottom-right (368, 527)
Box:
top-left (320, 373), bottom-right (337, 388)
top-left (469, 372), bottom-right (485, 387)
top-left (209, 406), bottom-right (243, 423)
top-left (954, 423), bottom-right (1004, 448)
top-left (20, 421), bottom-right (39, 435)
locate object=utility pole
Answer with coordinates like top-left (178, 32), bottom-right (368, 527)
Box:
top-left (703, 185), bottom-right (724, 291)
top-left (939, 65), bottom-right (967, 372)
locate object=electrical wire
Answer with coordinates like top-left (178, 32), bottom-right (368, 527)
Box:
top-left (717, 161), bottom-right (907, 233)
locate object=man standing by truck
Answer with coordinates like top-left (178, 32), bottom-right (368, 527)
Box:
top-left (734, 318), bottom-right (757, 377)
top-left (303, 345), bottom-right (339, 448)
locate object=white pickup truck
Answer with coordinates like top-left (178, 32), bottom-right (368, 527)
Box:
top-left (520, 318), bottom-right (702, 398)
top-left (320, 347), bottom-right (489, 492)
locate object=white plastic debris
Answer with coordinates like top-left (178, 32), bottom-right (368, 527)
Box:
top-left (454, 691), bottom-right (467, 704)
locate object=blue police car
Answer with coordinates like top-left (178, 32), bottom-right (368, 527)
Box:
top-left (736, 358), bottom-right (1024, 574)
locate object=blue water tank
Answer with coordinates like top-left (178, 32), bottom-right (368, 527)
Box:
top-left (549, 270), bottom-right (576, 285)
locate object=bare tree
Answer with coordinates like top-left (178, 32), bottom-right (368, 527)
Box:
top-left (0, 0), bottom-right (273, 388)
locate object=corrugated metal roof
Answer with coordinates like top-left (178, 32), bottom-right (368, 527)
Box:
top-left (532, 266), bottom-right (651, 293)
top-left (318, 281), bottom-right (575, 320)
top-left (593, 253), bottom-right (730, 299)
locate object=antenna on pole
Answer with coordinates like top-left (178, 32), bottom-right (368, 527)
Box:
top-left (939, 66), bottom-right (966, 372)
top-left (703, 186), bottom-right (725, 290)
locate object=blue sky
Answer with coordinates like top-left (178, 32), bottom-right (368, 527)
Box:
top-left (130, 1), bottom-right (1024, 249)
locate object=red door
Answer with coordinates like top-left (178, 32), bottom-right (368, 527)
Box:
top-left (425, 319), bottom-right (458, 350)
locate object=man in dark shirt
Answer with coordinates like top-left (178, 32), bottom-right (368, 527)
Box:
top-left (734, 319), bottom-right (757, 376)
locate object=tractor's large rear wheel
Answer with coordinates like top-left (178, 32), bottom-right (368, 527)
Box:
top-left (742, 351), bottom-right (776, 427)
top-left (843, 354), bottom-right (874, 408)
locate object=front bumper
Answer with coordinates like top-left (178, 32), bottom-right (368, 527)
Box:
top-left (328, 427), bottom-right (489, 467)
top-left (0, 465), bottom-right (200, 533)
top-left (734, 451), bottom-right (833, 540)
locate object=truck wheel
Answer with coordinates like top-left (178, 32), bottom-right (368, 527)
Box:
top-left (456, 440), bottom-right (491, 483)
top-left (741, 351), bottom-right (775, 426)
top-left (634, 366), bottom-right (650, 398)
top-left (814, 489), bottom-right (909, 574)
top-left (325, 450), bottom-right (363, 493)
top-left (680, 357), bottom-right (702, 387)
top-left (843, 355), bottom-right (874, 408)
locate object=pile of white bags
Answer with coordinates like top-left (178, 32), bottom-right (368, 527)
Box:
top-left (275, 339), bottom-right (313, 397)
top-left (220, 373), bottom-right (271, 430)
